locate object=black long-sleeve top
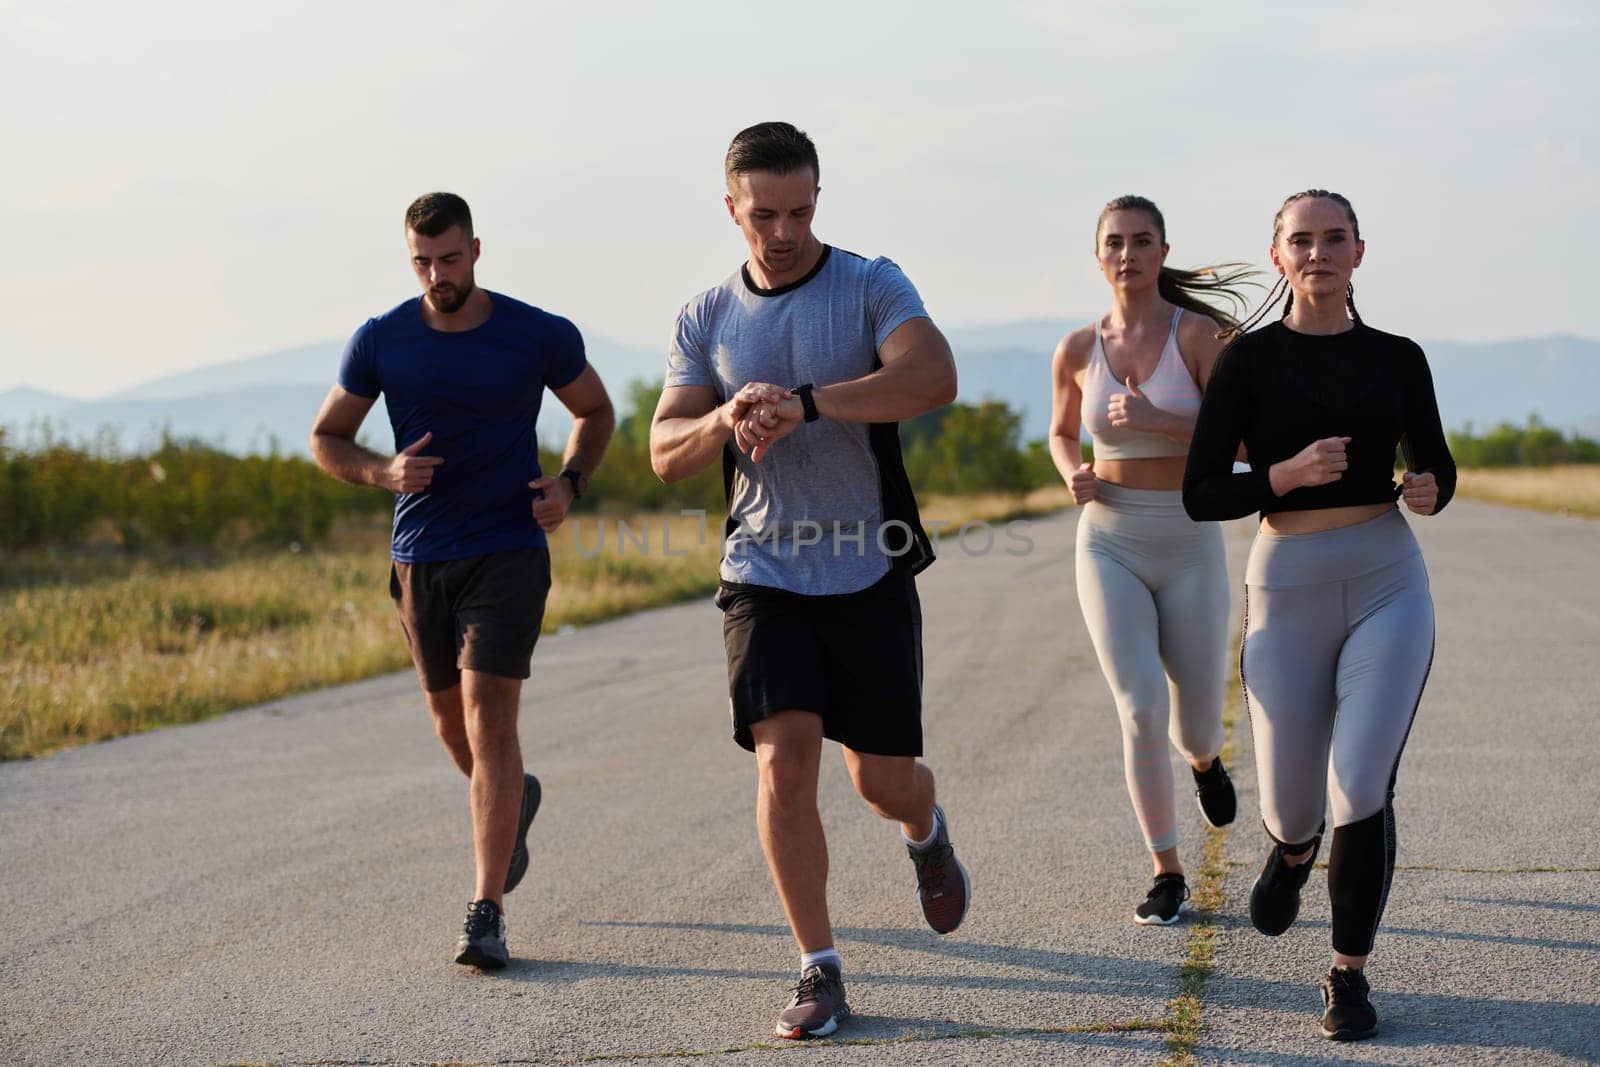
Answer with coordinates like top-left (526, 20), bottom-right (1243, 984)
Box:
top-left (1182, 321), bottom-right (1456, 521)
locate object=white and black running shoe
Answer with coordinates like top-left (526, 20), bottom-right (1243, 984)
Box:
top-left (455, 899), bottom-right (509, 969)
top-left (1134, 873), bottom-right (1190, 925)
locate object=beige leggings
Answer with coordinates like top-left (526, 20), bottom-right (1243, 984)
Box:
top-left (1075, 484), bottom-right (1229, 852)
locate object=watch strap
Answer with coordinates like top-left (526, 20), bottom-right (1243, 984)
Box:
top-left (790, 383), bottom-right (820, 423)
top-left (559, 468), bottom-right (586, 500)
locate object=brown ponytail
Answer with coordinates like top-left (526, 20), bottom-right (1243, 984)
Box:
top-left (1096, 195), bottom-right (1260, 337)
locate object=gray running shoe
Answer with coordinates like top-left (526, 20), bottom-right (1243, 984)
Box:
top-left (774, 964), bottom-right (849, 1039)
top-left (504, 773), bottom-right (542, 894)
top-left (454, 899), bottom-right (508, 969)
top-left (908, 804), bottom-right (971, 934)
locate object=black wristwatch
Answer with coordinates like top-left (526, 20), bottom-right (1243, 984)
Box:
top-left (790, 383), bottom-right (820, 423)
top-left (559, 468), bottom-right (587, 500)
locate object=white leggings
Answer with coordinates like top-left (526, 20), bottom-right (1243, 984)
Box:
top-left (1075, 484), bottom-right (1229, 852)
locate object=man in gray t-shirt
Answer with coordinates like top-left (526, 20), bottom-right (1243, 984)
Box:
top-left (649, 121), bottom-right (971, 1040)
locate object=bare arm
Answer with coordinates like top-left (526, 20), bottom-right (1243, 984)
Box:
top-left (1048, 330), bottom-right (1089, 479)
top-left (551, 364), bottom-right (615, 477)
top-left (649, 384), bottom-right (753, 484)
top-left (308, 385), bottom-right (441, 492)
top-left (1048, 329), bottom-right (1100, 505)
top-left (524, 364), bottom-right (617, 532)
top-left (727, 316), bottom-right (959, 464)
top-left (809, 316), bottom-right (957, 423)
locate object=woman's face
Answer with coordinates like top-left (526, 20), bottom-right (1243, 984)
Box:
top-left (1096, 209), bottom-right (1169, 295)
top-left (1271, 196), bottom-right (1365, 302)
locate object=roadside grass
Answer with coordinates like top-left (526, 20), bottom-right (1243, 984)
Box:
top-left (2, 492), bottom-right (1069, 761)
top-left (1453, 465), bottom-right (1600, 518)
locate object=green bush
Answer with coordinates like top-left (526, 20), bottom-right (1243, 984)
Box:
top-left (1447, 415), bottom-right (1600, 468)
top-left (1, 386), bottom-right (1060, 557)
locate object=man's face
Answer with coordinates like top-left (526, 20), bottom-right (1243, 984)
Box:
top-left (407, 225), bottom-right (479, 314)
top-left (724, 168), bottom-right (819, 278)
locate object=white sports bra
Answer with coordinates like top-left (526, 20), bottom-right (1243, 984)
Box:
top-left (1080, 308), bottom-right (1201, 461)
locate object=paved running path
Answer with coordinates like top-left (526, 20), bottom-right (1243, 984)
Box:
top-left (1, 500), bottom-right (1595, 1065)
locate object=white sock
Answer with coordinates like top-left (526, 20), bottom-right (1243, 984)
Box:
top-left (903, 804), bottom-right (942, 850)
top-left (800, 947), bottom-right (842, 974)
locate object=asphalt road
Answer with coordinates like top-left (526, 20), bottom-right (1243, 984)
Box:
top-left (2, 499), bottom-right (1595, 1066)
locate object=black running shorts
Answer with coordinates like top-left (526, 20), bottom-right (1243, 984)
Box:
top-left (715, 567), bottom-right (924, 756)
top-left (389, 546), bottom-right (552, 691)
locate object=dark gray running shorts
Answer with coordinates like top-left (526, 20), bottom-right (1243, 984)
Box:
top-left (389, 546), bottom-right (552, 691)
top-left (714, 567), bottom-right (923, 756)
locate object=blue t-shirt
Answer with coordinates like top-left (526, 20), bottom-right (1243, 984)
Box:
top-left (338, 291), bottom-right (587, 562)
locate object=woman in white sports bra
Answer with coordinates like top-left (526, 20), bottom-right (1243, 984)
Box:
top-left (1049, 195), bottom-right (1257, 925)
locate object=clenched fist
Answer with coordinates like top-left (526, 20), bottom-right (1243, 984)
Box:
top-left (1400, 470), bottom-right (1438, 515)
top-left (1069, 461), bottom-right (1099, 505)
top-left (1269, 436), bottom-right (1350, 496)
top-left (384, 432), bottom-right (443, 494)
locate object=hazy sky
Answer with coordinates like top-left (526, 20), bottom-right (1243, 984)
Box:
top-left (3, 1), bottom-right (1596, 397)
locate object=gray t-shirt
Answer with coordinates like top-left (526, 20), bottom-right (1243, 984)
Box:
top-left (666, 246), bottom-right (932, 595)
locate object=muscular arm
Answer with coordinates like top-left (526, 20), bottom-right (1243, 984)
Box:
top-left (649, 384), bottom-right (749, 484)
top-left (551, 364), bottom-right (615, 476)
top-left (808, 316), bottom-right (957, 423)
top-left (308, 386), bottom-right (430, 492)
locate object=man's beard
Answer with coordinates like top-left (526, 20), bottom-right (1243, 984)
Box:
top-left (428, 279), bottom-right (475, 315)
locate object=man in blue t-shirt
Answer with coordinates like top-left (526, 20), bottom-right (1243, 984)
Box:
top-left (310, 192), bottom-right (614, 970)
top-left (649, 123), bottom-right (967, 1040)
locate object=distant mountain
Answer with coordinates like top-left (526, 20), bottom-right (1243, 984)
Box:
top-left (0, 386), bottom-right (77, 430)
top-left (113, 342), bottom-right (343, 401)
top-left (4, 325), bottom-right (1596, 455)
top-left (5, 384), bottom-right (385, 455)
top-left (949, 327), bottom-right (1600, 443)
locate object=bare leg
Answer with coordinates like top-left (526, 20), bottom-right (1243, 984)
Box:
top-left (1152, 846), bottom-right (1183, 878)
top-left (462, 670), bottom-right (524, 908)
top-left (751, 711), bottom-right (832, 954)
top-left (840, 750), bottom-right (934, 843)
top-left (423, 684), bottom-right (473, 776)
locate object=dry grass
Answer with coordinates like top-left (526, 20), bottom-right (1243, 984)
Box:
top-left (3, 496), bottom-right (1069, 761)
top-left (920, 486), bottom-right (1072, 526)
top-left (1, 514), bottom-right (721, 760)
top-left (1454, 465), bottom-right (1600, 518)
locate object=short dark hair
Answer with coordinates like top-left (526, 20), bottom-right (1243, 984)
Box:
top-left (724, 122), bottom-right (819, 189)
top-left (405, 192), bottom-right (473, 239)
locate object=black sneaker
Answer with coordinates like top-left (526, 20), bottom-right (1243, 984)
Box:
top-left (1192, 758), bottom-right (1237, 828)
top-left (504, 773), bottom-right (542, 894)
top-left (1320, 965), bottom-right (1379, 1041)
top-left (907, 804), bottom-right (971, 934)
top-left (1249, 838), bottom-right (1320, 937)
top-left (1134, 873), bottom-right (1189, 925)
top-left (454, 899), bottom-right (508, 969)
top-left (774, 964), bottom-right (850, 1039)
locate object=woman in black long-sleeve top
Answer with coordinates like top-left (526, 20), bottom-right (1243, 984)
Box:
top-left (1183, 190), bottom-right (1455, 1043)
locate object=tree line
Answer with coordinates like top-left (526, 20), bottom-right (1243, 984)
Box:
top-left (3, 392), bottom-right (1593, 554)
